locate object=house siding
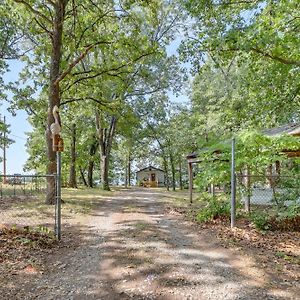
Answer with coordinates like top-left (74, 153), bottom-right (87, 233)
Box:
top-left (136, 169), bottom-right (165, 187)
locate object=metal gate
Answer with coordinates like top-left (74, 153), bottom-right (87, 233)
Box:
top-left (0, 174), bottom-right (60, 238)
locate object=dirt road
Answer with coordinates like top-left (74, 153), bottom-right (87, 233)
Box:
top-left (3, 188), bottom-right (298, 299)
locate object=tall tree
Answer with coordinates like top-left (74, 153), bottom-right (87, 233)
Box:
top-left (181, 0), bottom-right (300, 127)
top-left (9, 0), bottom-right (184, 199)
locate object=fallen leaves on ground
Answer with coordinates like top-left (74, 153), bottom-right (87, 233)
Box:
top-left (166, 206), bottom-right (300, 282)
top-left (0, 225), bottom-right (58, 277)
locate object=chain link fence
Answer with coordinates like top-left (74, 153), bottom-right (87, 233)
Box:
top-left (0, 174), bottom-right (57, 232)
top-left (236, 174), bottom-right (300, 206)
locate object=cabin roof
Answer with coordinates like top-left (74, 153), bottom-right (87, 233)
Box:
top-left (187, 122), bottom-right (300, 161)
top-left (136, 165), bottom-right (164, 173)
top-left (263, 122), bottom-right (300, 137)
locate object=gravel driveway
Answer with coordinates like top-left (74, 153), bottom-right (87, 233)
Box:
top-left (3, 188), bottom-right (298, 300)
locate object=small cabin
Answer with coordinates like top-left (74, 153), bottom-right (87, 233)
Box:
top-left (136, 166), bottom-right (165, 187)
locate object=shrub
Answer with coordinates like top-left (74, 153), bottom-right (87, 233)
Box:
top-left (250, 211), bottom-right (271, 231)
top-left (196, 196), bottom-right (230, 223)
top-left (251, 205), bottom-right (300, 231)
top-left (268, 215), bottom-right (300, 231)
top-left (270, 204), bottom-right (300, 231)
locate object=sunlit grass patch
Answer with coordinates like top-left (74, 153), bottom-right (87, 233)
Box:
top-left (0, 187), bottom-right (117, 230)
top-left (61, 186), bottom-right (116, 214)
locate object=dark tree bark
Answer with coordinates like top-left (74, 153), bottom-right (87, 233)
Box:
top-left (124, 161), bottom-right (128, 188)
top-left (87, 161), bottom-right (94, 188)
top-left (95, 111), bottom-right (117, 191)
top-left (79, 167), bottom-right (88, 187)
top-left (87, 139), bottom-right (98, 187)
top-left (179, 160), bottom-right (183, 190)
top-left (128, 154), bottom-right (131, 186)
top-left (162, 154), bottom-right (170, 191)
top-left (169, 149), bottom-right (176, 191)
top-left (125, 153), bottom-right (131, 188)
top-left (68, 123), bottom-right (77, 188)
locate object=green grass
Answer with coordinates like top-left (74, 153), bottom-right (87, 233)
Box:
top-left (0, 187), bottom-right (116, 230)
top-left (61, 186), bottom-right (116, 214)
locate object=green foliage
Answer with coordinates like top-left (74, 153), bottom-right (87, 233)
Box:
top-left (236, 131), bottom-right (299, 175)
top-left (196, 194), bottom-right (230, 223)
top-left (0, 119), bottom-right (14, 156)
top-left (276, 204), bottom-right (300, 221)
top-left (195, 130), bottom-right (299, 198)
top-left (182, 0), bottom-right (300, 139)
top-left (250, 211), bottom-right (271, 231)
top-left (272, 185), bottom-right (300, 208)
top-left (251, 204), bottom-right (300, 231)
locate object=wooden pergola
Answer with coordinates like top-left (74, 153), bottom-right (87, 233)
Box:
top-left (263, 122), bottom-right (300, 157)
top-left (187, 149), bottom-right (225, 203)
top-left (187, 122), bottom-right (300, 204)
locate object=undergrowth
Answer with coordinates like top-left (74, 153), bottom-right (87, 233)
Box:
top-left (0, 225), bottom-right (57, 248)
top-left (251, 204), bottom-right (300, 231)
top-left (195, 193), bottom-right (231, 223)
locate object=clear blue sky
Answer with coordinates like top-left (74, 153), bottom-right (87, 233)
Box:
top-left (1, 39), bottom-right (190, 175)
top-left (1, 60), bottom-right (32, 174)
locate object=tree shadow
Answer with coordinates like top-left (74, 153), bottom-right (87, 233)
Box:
top-left (1, 187), bottom-right (297, 299)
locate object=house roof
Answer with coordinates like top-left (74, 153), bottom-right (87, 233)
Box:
top-left (187, 123), bottom-right (300, 162)
top-left (186, 143), bottom-right (230, 161)
top-left (136, 165), bottom-right (164, 173)
top-left (263, 122), bottom-right (300, 137)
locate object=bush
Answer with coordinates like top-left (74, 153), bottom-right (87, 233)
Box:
top-left (268, 215), bottom-right (300, 231)
top-left (196, 196), bottom-right (230, 223)
top-left (250, 211), bottom-right (271, 231)
top-left (251, 205), bottom-right (300, 231)
top-left (270, 204), bottom-right (300, 231)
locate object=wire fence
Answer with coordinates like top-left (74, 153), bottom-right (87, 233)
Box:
top-left (236, 174), bottom-right (300, 207)
top-left (0, 174), bottom-right (57, 232)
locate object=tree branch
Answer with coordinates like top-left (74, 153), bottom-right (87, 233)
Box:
top-left (13, 0), bottom-right (52, 24)
top-left (188, 35), bottom-right (300, 66)
top-left (34, 17), bottom-right (53, 38)
top-left (45, 0), bottom-right (55, 6)
top-left (54, 41), bottom-right (112, 85)
top-left (62, 49), bottom-right (156, 91)
top-left (59, 97), bottom-right (109, 107)
top-left (251, 48), bottom-right (300, 66)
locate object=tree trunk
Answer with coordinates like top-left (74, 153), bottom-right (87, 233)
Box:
top-left (128, 154), bottom-right (131, 187)
top-left (124, 159), bottom-right (128, 188)
top-left (100, 155), bottom-right (110, 190)
top-left (87, 161), bottom-right (94, 188)
top-left (162, 154), bottom-right (170, 191)
top-left (68, 123), bottom-right (77, 188)
top-left (125, 153), bottom-right (131, 188)
top-left (87, 140), bottom-right (98, 187)
top-left (45, 1), bottom-right (66, 204)
top-left (79, 167), bottom-right (88, 187)
top-left (179, 160), bottom-right (183, 190)
top-left (169, 151), bottom-right (176, 191)
top-left (95, 111), bottom-right (117, 191)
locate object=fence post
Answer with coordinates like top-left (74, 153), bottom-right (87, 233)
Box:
top-left (188, 162), bottom-right (193, 203)
top-left (231, 137), bottom-right (236, 228)
top-left (245, 167), bottom-right (251, 213)
top-left (56, 152), bottom-right (62, 240)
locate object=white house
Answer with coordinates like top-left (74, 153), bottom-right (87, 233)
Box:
top-left (136, 166), bottom-right (165, 187)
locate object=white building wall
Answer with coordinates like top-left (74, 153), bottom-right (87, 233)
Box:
top-left (137, 169), bottom-right (165, 186)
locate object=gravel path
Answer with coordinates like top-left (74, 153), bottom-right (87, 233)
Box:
top-left (2, 188), bottom-right (298, 300)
